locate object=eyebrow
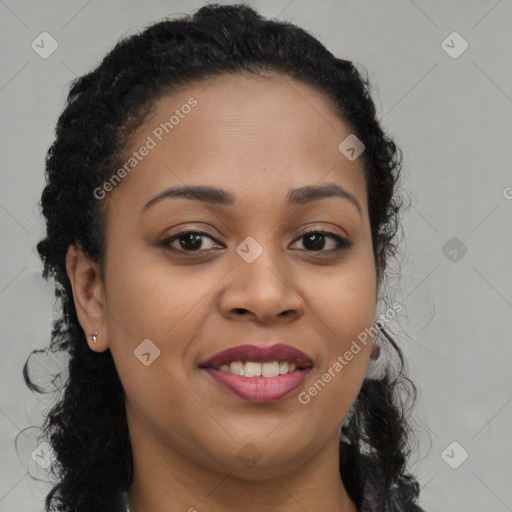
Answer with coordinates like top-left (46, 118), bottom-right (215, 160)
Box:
top-left (141, 182), bottom-right (362, 216)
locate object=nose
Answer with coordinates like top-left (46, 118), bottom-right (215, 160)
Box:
top-left (218, 245), bottom-right (305, 325)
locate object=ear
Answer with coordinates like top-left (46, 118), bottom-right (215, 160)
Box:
top-left (370, 336), bottom-right (381, 360)
top-left (372, 257), bottom-right (382, 359)
top-left (65, 244), bottom-right (108, 352)
top-left (374, 253), bottom-right (382, 299)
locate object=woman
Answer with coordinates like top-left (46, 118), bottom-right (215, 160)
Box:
top-left (25, 3), bottom-right (427, 511)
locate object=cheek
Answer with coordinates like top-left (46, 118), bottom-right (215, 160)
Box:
top-left (297, 267), bottom-right (375, 426)
top-left (301, 251), bottom-right (377, 396)
top-left (309, 253), bottom-right (377, 344)
top-left (104, 249), bottom-right (213, 424)
top-left (103, 245), bottom-right (224, 377)
top-left (103, 244), bottom-right (195, 336)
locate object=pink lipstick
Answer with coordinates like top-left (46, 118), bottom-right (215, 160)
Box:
top-left (200, 344), bottom-right (313, 403)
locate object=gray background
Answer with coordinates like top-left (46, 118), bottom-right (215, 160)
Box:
top-left (1, 1), bottom-right (511, 511)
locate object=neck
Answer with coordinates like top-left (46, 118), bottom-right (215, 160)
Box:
top-left (126, 424), bottom-right (357, 512)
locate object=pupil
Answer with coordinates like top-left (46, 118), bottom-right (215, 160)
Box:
top-left (180, 233), bottom-right (202, 250)
top-left (304, 233), bottom-right (324, 251)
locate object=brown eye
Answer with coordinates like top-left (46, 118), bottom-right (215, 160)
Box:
top-left (160, 227), bottom-right (353, 256)
top-left (291, 229), bottom-right (353, 253)
top-left (161, 230), bottom-right (222, 253)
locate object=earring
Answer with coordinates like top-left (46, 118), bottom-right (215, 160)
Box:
top-left (88, 331), bottom-right (98, 344)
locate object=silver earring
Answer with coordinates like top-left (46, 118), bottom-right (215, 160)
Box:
top-left (88, 331), bottom-right (98, 344)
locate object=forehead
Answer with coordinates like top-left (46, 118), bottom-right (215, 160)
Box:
top-left (106, 71), bottom-right (367, 216)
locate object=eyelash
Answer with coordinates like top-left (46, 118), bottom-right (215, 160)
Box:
top-left (160, 227), bottom-right (353, 256)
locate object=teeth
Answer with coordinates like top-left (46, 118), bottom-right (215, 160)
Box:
top-left (217, 361), bottom-right (299, 377)
top-left (230, 361), bottom-right (244, 375)
top-left (245, 361), bottom-right (261, 377)
top-left (262, 361), bottom-right (280, 377)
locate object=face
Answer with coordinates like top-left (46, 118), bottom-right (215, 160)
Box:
top-left (68, 71), bottom-right (378, 481)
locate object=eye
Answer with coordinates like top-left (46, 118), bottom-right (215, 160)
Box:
top-left (290, 228), bottom-right (353, 253)
top-left (160, 227), bottom-right (353, 255)
top-left (160, 229), bottom-right (222, 253)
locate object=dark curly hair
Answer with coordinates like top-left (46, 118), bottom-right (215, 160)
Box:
top-left (22, 3), bottom-right (425, 511)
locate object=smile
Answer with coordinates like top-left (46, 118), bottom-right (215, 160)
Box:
top-left (199, 343), bottom-right (314, 402)
top-left (217, 360), bottom-right (300, 376)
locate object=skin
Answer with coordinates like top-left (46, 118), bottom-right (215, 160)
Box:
top-left (66, 71), bottom-right (379, 512)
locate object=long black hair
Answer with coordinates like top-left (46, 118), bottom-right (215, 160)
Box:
top-left (23, 4), bottom-right (424, 511)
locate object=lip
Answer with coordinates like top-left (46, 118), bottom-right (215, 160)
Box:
top-left (203, 367), bottom-right (312, 402)
top-left (199, 343), bottom-right (314, 403)
top-left (200, 343), bottom-right (313, 369)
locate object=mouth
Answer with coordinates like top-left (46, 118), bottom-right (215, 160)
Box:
top-left (199, 344), bottom-right (313, 403)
